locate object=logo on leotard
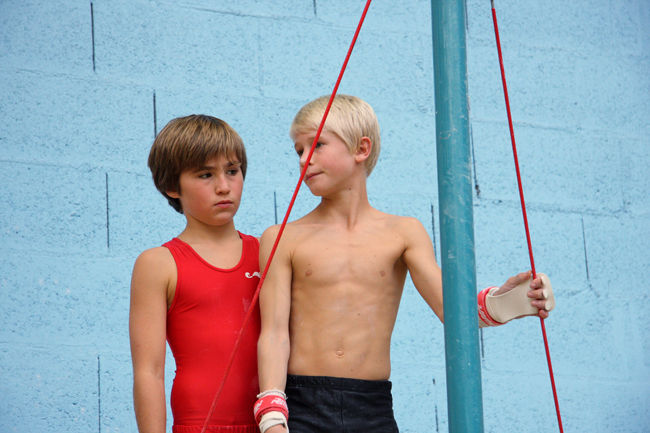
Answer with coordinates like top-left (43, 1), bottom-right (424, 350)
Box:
top-left (245, 271), bottom-right (261, 279)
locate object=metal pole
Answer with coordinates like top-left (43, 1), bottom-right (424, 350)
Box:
top-left (431, 1), bottom-right (484, 432)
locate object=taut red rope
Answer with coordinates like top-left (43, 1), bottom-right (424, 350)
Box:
top-left (490, 1), bottom-right (564, 431)
top-left (199, 1), bottom-right (373, 431)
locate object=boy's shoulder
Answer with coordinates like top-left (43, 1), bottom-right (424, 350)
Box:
top-left (131, 245), bottom-right (176, 298)
top-left (133, 245), bottom-right (175, 270)
top-left (356, 208), bottom-right (424, 233)
top-left (371, 209), bottom-right (421, 225)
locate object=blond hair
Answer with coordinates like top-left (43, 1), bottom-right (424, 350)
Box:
top-left (148, 114), bottom-right (246, 213)
top-left (290, 95), bottom-right (380, 175)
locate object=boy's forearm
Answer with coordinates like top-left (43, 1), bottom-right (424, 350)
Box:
top-left (258, 331), bottom-right (290, 392)
top-left (133, 373), bottom-right (166, 433)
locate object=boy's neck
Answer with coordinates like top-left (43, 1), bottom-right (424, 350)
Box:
top-left (315, 178), bottom-right (373, 227)
top-left (177, 218), bottom-right (239, 246)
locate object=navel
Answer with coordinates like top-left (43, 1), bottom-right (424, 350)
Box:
top-left (305, 268), bottom-right (313, 277)
top-left (335, 349), bottom-right (345, 358)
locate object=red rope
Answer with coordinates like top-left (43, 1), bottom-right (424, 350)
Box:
top-left (199, 1), bottom-right (373, 431)
top-left (490, 2), bottom-right (564, 432)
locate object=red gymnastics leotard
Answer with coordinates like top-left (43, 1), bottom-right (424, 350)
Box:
top-left (164, 233), bottom-right (260, 433)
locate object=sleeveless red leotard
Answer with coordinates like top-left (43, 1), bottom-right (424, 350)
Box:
top-left (164, 233), bottom-right (260, 433)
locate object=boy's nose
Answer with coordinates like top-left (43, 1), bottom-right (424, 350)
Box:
top-left (299, 152), bottom-right (311, 168)
top-left (214, 176), bottom-right (230, 193)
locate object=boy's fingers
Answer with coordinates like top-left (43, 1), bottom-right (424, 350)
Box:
top-left (529, 276), bottom-right (544, 289)
top-left (504, 270), bottom-right (531, 289)
top-left (529, 297), bottom-right (552, 313)
top-left (531, 299), bottom-right (548, 309)
top-left (527, 288), bottom-right (548, 299)
top-left (516, 270), bottom-right (532, 282)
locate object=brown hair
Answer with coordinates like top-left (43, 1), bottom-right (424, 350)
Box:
top-left (148, 114), bottom-right (247, 213)
top-left (290, 95), bottom-right (381, 175)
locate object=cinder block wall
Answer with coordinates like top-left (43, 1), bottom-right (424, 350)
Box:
top-left (1, 1), bottom-right (648, 432)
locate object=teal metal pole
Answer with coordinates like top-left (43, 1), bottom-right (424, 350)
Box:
top-left (431, 1), bottom-right (484, 433)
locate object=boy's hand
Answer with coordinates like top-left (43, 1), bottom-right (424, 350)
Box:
top-left (494, 271), bottom-right (552, 319)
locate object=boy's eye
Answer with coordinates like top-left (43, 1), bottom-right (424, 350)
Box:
top-left (295, 142), bottom-right (322, 157)
top-left (227, 167), bottom-right (240, 175)
top-left (199, 172), bottom-right (212, 179)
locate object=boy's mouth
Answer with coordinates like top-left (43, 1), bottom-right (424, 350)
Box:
top-left (305, 172), bottom-right (321, 181)
top-left (215, 200), bottom-right (233, 207)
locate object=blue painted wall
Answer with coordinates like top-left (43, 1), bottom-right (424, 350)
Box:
top-left (1, 1), bottom-right (648, 432)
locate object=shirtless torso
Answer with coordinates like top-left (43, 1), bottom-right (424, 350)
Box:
top-left (259, 204), bottom-right (443, 383)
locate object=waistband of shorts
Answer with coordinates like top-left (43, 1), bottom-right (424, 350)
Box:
top-left (172, 424), bottom-right (258, 433)
top-left (286, 374), bottom-right (392, 392)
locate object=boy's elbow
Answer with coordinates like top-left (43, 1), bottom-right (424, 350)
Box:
top-left (259, 325), bottom-right (289, 342)
top-left (258, 327), bottom-right (290, 352)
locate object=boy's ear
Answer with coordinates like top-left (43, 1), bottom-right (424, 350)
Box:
top-left (354, 137), bottom-right (372, 163)
top-left (166, 190), bottom-right (180, 199)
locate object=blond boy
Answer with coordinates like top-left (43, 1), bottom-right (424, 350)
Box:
top-left (253, 96), bottom-right (552, 433)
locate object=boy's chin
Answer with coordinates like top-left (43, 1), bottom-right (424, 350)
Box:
top-left (306, 185), bottom-right (328, 197)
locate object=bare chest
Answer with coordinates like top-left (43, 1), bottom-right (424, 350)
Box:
top-left (291, 229), bottom-right (406, 289)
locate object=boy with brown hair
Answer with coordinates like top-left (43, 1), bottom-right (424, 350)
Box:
top-left (255, 95), bottom-right (553, 432)
top-left (130, 114), bottom-right (260, 433)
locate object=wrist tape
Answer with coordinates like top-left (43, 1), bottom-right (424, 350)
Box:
top-left (254, 389), bottom-right (289, 433)
top-left (259, 412), bottom-right (288, 433)
top-left (478, 286), bottom-right (503, 327)
top-left (478, 273), bottom-right (555, 327)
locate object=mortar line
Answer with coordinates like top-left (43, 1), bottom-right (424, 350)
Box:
top-left (153, 90), bottom-right (158, 137)
top-left (274, 191), bottom-right (278, 225)
top-left (433, 378), bottom-right (439, 432)
top-left (105, 173), bottom-right (110, 249)
top-left (97, 355), bottom-right (101, 433)
top-left (430, 204), bottom-right (438, 261)
top-left (580, 217), bottom-right (590, 282)
top-left (580, 216), bottom-right (599, 296)
top-left (90, 2), bottom-right (96, 72)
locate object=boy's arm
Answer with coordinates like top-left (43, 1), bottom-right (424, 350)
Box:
top-left (129, 248), bottom-right (173, 433)
top-left (257, 225), bottom-right (292, 433)
top-left (400, 217), bottom-right (445, 322)
top-left (401, 217), bottom-right (553, 325)
top-left (257, 225), bottom-right (292, 390)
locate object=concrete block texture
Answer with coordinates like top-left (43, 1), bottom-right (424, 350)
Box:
top-left (0, 346), bottom-right (99, 433)
top-left (0, 251), bottom-right (132, 349)
top-left (0, 69), bottom-right (153, 171)
top-left (94, 1), bottom-right (261, 95)
top-left (1, 0), bottom-right (649, 432)
top-left (316, 0), bottom-right (432, 35)
top-left (0, 0), bottom-right (92, 73)
top-left (0, 161), bottom-right (107, 253)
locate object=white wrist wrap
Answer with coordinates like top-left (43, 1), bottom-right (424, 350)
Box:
top-left (483, 272), bottom-right (555, 325)
top-left (259, 411), bottom-right (289, 433)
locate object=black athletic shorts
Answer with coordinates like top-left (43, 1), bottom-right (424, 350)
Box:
top-left (285, 374), bottom-right (399, 433)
